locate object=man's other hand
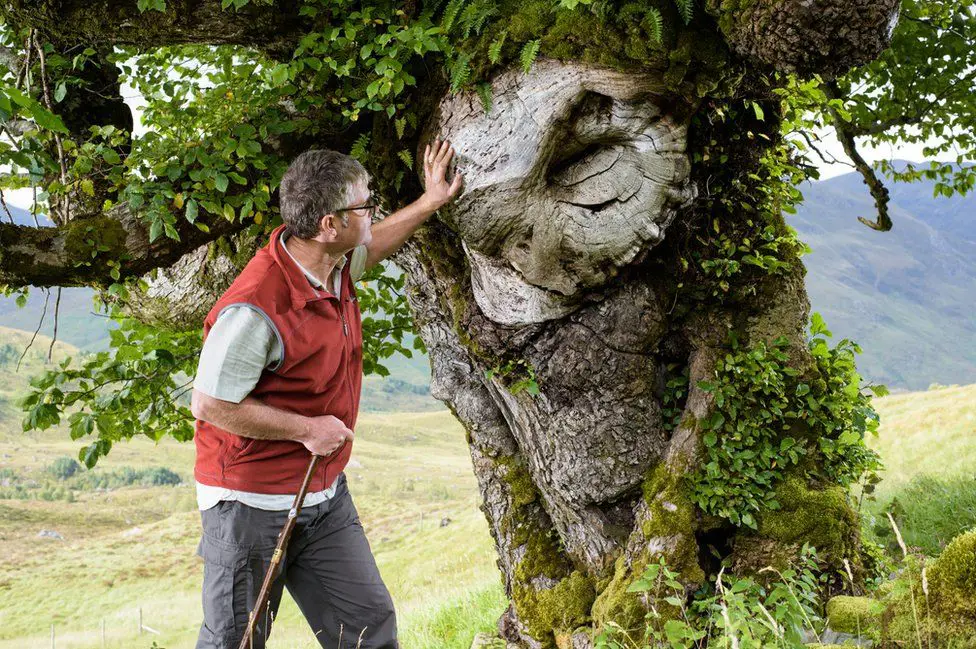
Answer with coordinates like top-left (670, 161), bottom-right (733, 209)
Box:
top-left (301, 415), bottom-right (355, 457)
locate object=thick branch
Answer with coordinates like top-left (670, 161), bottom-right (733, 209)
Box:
top-left (3, 0), bottom-right (309, 55)
top-left (706, 0), bottom-right (901, 78)
top-left (0, 206), bottom-right (248, 288)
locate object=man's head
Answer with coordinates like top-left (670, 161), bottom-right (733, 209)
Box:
top-left (279, 149), bottom-right (374, 248)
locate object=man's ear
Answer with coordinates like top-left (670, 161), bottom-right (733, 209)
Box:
top-left (318, 213), bottom-right (339, 240)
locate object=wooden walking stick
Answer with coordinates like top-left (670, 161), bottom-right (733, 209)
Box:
top-left (238, 454), bottom-right (322, 649)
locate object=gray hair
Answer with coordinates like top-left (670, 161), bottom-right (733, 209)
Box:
top-left (278, 149), bottom-right (370, 238)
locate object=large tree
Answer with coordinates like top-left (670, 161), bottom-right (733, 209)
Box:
top-left (2, 0), bottom-right (974, 646)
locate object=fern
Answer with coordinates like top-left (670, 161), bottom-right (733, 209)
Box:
top-left (519, 39), bottom-right (541, 74)
top-left (450, 52), bottom-right (473, 92)
top-left (488, 30), bottom-right (507, 64)
top-left (476, 82), bottom-right (493, 113)
top-left (644, 7), bottom-right (664, 43)
top-left (442, 0), bottom-right (466, 33)
top-left (350, 133), bottom-right (370, 161)
top-left (674, 0), bottom-right (693, 25)
top-left (456, 0), bottom-right (495, 39)
top-left (395, 117), bottom-right (407, 140)
top-left (398, 149), bottom-right (414, 169)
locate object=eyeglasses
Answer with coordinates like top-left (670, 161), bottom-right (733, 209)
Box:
top-left (334, 194), bottom-right (382, 219)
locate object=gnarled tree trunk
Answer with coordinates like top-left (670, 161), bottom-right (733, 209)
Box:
top-left (3, 1), bottom-right (902, 646)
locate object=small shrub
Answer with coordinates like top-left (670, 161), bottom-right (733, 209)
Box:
top-left (48, 456), bottom-right (81, 480)
top-left (141, 467), bottom-right (181, 486)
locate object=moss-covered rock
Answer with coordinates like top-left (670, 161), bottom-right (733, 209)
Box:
top-left (882, 530), bottom-right (976, 646)
top-left (825, 596), bottom-right (884, 639)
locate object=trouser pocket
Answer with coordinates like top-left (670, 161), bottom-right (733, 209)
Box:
top-left (196, 534), bottom-right (252, 649)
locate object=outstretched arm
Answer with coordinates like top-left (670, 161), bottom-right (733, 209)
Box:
top-left (364, 138), bottom-right (464, 269)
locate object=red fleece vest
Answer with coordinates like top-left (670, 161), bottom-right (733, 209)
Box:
top-left (193, 224), bottom-right (363, 494)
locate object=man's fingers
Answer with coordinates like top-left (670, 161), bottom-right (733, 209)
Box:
top-left (435, 139), bottom-right (451, 164)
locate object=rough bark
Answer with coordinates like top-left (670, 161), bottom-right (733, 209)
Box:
top-left (706, 0), bottom-right (902, 77)
top-left (2, 0), bottom-right (310, 56)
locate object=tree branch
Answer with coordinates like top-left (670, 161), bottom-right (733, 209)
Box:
top-left (0, 205), bottom-right (249, 288)
top-left (3, 0), bottom-right (311, 56)
top-left (824, 81), bottom-right (892, 232)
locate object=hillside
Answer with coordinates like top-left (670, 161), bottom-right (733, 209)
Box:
top-left (1, 370), bottom-right (973, 646)
top-left (0, 405), bottom-right (502, 649)
top-left (791, 162), bottom-right (976, 390)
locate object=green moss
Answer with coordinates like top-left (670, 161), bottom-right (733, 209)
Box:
top-left (592, 464), bottom-right (703, 636)
top-left (921, 529), bottom-right (976, 636)
top-left (62, 216), bottom-right (127, 263)
top-left (457, 0), bottom-right (735, 104)
top-left (867, 531), bottom-right (976, 646)
top-left (591, 554), bottom-right (651, 634)
top-left (494, 454), bottom-right (588, 646)
top-left (513, 570), bottom-right (596, 642)
top-left (825, 596), bottom-right (883, 638)
top-left (758, 476), bottom-right (861, 569)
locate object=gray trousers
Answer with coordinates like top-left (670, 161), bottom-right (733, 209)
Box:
top-left (194, 474), bottom-right (398, 649)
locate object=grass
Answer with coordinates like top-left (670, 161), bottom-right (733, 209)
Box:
top-left (0, 409), bottom-right (506, 649)
top-left (861, 383), bottom-right (976, 555)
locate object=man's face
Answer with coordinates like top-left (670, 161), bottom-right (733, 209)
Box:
top-left (328, 179), bottom-right (373, 248)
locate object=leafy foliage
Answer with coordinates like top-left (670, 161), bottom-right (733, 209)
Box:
top-left (691, 315), bottom-right (883, 528)
top-left (794, 1), bottom-right (976, 205)
top-left (21, 314), bottom-right (199, 468)
top-left (596, 547), bottom-right (825, 648)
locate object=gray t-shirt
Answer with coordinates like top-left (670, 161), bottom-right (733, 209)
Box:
top-left (194, 236), bottom-right (368, 510)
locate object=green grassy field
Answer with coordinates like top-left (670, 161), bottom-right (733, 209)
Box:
top-left (862, 383), bottom-right (976, 555)
top-left (1, 335), bottom-right (974, 648)
top-left (0, 408), bottom-right (506, 649)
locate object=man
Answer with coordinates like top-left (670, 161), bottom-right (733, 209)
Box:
top-left (189, 138), bottom-right (463, 649)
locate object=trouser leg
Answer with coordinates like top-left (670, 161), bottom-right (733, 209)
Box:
top-left (194, 501), bottom-right (313, 649)
top-left (286, 475), bottom-right (398, 649)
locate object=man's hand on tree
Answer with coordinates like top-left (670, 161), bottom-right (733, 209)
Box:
top-left (421, 137), bottom-right (464, 210)
top-left (300, 415), bottom-right (355, 457)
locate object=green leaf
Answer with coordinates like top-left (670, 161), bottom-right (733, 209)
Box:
top-left (149, 219), bottom-right (163, 243)
top-left (101, 148), bottom-right (122, 165)
top-left (215, 173), bottom-right (229, 193)
top-left (519, 39), bottom-right (541, 74)
top-left (29, 103), bottom-right (69, 134)
top-left (185, 199), bottom-right (199, 223)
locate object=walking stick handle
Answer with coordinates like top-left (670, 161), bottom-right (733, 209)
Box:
top-left (237, 454), bottom-right (322, 649)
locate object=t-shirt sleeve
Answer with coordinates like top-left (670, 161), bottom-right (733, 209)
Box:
top-left (350, 244), bottom-right (368, 282)
top-left (193, 306), bottom-right (282, 403)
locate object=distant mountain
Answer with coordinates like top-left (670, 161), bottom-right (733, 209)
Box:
top-left (791, 161), bottom-right (976, 391)
top-left (2, 162), bottom-right (973, 398)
